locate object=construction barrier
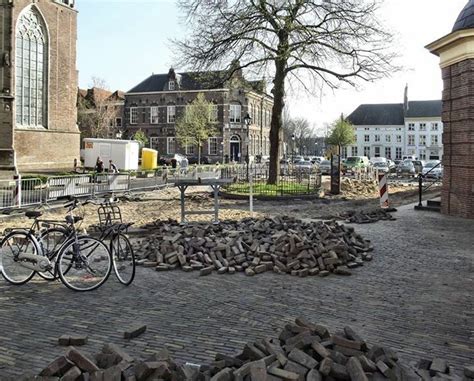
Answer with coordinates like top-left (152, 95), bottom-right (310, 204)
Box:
top-left (378, 173), bottom-right (389, 209)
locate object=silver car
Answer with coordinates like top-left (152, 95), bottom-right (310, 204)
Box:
top-left (294, 160), bottom-right (315, 173)
top-left (373, 161), bottom-right (390, 174)
top-left (422, 161), bottom-right (443, 179)
top-left (319, 160), bottom-right (331, 175)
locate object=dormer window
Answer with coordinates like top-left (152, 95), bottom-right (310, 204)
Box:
top-left (169, 81), bottom-right (176, 91)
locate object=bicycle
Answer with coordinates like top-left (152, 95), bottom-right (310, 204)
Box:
top-left (90, 196), bottom-right (136, 286)
top-left (0, 198), bottom-right (112, 292)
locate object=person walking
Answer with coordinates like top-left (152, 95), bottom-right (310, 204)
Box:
top-left (95, 157), bottom-right (104, 173)
top-left (109, 160), bottom-right (119, 174)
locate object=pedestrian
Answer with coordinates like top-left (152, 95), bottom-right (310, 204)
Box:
top-left (95, 157), bottom-right (104, 173)
top-left (109, 159), bottom-right (119, 174)
top-left (73, 158), bottom-right (78, 173)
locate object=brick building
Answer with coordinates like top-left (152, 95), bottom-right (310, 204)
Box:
top-left (0, 0), bottom-right (79, 172)
top-left (124, 68), bottom-right (273, 163)
top-left (78, 87), bottom-right (125, 140)
top-left (427, 0), bottom-right (474, 218)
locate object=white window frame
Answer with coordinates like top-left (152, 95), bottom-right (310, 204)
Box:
top-left (431, 123), bottom-right (439, 131)
top-left (150, 106), bottom-right (159, 124)
top-left (419, 149), bottom-right (426, 160)
top-left (230, 104), bottom-right (241, 123)
top-left (130, 107), bottom-right (138, 124)
top-left (395, 147), bottom-right (402, 160)
top-left (385, 147), bottom-right (391, 159)
top-left (185, 142), bottom-right (195, 155)
top-left (208, 137), bottom-right (218, 155)
top-left (385, 135), bottom-right (391, 143)
top-left (364, 146), bottom-right (370, 157)
top-left (374, 135), bottom-right (381, 143)
top-left (419, 135), bottom-right (426, 146)
top-left (167, 105), bottom-right (176, 123)
top-left (364, 135), bottom-right (370, 142)
top-left (169, 81), bottom-right (176, 90)
top-left (396, 135), bottom-right (402, 143)
top-left (431, 135), bottom-right (439, 146)
top-left (408, 123), bottom-right (415, 131)
top-left (209, 104), bottom-right (218, 123)
top-left (419, 123), bottom-right (427, 131)
top-left (167, 137), bottom-right (176, 154)
top-left (351, 147), bottom-right (358, 156)
top-left (150, 137), bottom-right (160, 150)
top-left (408, 135), bottom-right (415, 146)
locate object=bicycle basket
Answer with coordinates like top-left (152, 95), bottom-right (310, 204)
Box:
top-left (97, 204), bottom-right (123, 228)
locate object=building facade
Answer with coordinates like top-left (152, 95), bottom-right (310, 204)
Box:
top-left (123, 68), bottom-right (273, 163)
top-left (346, 96), bottom-right (443, 161)
top-left (0, 0), bottom-right (79, 172)
top-left (78, 88), bottom-right (125, 140)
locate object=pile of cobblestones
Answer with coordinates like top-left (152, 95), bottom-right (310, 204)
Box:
top-left (134, 216), bottom-right (374, 277)
top-left (323, 208), bottom-right (397, 224)
top-left (29, 318), bottom-right (474, 381)
top-left (341, 178), bottom-right (379, 197)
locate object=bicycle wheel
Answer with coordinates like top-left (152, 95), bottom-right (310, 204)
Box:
top-left (57, 236), bottom-right (112, 292)
top-left (38, 227), bottom-right (69, 281)
top-left (0, 231), bottom-right (38, 285)
top-left (111, 233), bottom-right (135, 286)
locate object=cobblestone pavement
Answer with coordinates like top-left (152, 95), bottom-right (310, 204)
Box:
top-left (0, 204), bottom-right (473, 378)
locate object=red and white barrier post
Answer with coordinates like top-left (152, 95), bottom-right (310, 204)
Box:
top-left (378, 172), bottom-right (389, 209)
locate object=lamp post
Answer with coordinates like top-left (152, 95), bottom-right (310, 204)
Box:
top-left (315, 141), bottom-right (318, 156)
top-left (291, 134), bottom-right (295, 163)
top-left (244, 113), bottom-right (252, 181)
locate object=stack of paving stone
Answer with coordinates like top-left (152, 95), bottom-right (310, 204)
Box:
top-left (324, 208), bottom-right (397, 224)
top-left (28, 318), bottom-right (474, 381)
top-left (340, 178), bottom-right (379, 196)
top-left (134, 216), bottom-right (374, 277)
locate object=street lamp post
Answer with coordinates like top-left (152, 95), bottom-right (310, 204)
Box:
top-left (244, 113), bottom-right (252, 181)
top-left (291, 134), bottom-right (295, 163)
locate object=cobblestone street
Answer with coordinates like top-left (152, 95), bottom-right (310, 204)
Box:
top-left (0, 204), bottom-right (473, 378)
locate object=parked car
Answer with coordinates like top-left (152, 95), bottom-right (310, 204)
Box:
top-left (294, 160), bottom-right (315, 173)
top-left (397, 160), bottom-right (416, 177)
top-left (387, 159), bottom-right (397, 172)
top-left (342, 156), bottom-right (370, 174)
top-left (292, 155), bottom-right (304, 163)
top-left (319, 160), bottom-right (331, 175)
top-left (310, 156), bottom-right (325, 164)
top-left (373, 161), bottom-right (390, 174)
top-left (403, 155), bottom-right (417, 161)
top-left (422, 161), bottom-right (443, 179)
top-left (370, 157), bottom-right (387, 164)
top-left (187, 155), bottom-right (211, 165)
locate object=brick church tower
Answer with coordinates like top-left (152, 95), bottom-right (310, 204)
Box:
top-left (427, 1), bottom-right (474, 219)
top-left (0, 0), bottom-right (79, 172)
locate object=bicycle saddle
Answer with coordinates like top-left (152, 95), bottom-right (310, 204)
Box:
top-left (25, 211), bottom-right (42, 219)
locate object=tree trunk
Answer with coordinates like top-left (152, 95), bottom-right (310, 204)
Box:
top-left (267, 59), bottom-right (286, 185)
top-left (198, 141), bottom-right (201, 165)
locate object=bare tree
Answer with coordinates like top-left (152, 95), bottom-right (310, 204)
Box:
top-left (174, 0), bottom-right (397, 184)
top-left (78, 77), bottom-right (117, 139)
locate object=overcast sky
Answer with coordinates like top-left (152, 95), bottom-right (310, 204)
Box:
top-left (76, 0), bottom-right (468, 134)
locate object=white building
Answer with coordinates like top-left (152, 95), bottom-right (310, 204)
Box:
top-left (346, 97), bottom-right (443, 161)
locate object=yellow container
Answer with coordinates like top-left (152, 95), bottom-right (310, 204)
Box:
top-left (141, 148), bottom-right (158, 170)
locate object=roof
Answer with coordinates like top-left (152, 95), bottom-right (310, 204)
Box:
top-left (128, 71), bottom-right (230, 93)
top-left (405, 100), bottom-right (442, 118)
top-left (78, 87), bottom-right (125, 106)
top-left (347, 104), bottom-right (405, 125)
top-left (453, 0), bottom-right (474, 32)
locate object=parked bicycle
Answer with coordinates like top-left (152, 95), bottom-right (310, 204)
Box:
top-left (0, 198), bottom-right (112, 291)
top-left (90, 196), bottom-right (136, 286)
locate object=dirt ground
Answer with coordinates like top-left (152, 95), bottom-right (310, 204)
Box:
top-left (0, 179), bottom-right (441, 232)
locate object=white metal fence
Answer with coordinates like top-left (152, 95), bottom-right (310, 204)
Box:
top-left (0, 165), bottom-right (228, 211)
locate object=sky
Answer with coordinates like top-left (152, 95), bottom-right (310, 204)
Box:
top-left (76, 0), bottom-right (468, 135)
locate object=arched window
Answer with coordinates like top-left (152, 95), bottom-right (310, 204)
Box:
top-left (15, 7), bottom-right (48, 128)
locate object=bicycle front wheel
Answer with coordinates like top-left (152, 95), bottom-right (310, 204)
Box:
top-left (57, 236), bottom-right (112, 292)
top-left (111, 233), bottom-right (135, 286)
top-left (0, 231), bottom-right (38, 285)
